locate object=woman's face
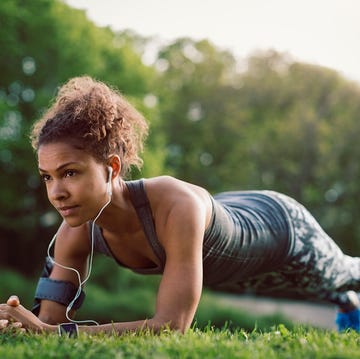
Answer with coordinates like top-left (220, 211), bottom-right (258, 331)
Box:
top-left (38, 142), bottom-right (109, 227)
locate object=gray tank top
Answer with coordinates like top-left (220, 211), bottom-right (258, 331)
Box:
top-left (90, 180), bottom-right (294, 286)
top-left (90, 179), bottom-right (165, 275)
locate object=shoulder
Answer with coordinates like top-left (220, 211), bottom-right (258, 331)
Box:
top-left (142, 176), bottom-right (212, 240)
top-left (143, 175), bottom-right (207, 198)
top-left (143, 175), bottom-right (210, 211)
top-left (142, 175), bottom-right (184, 190)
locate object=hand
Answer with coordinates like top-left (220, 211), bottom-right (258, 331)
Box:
top-left (0, 295), bottom-right (50, 333)
top-left (0, 296), bottom-right (24, 333)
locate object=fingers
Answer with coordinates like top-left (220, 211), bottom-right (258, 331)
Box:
top-left (0, 319), bottom-right (26, 333)
top-left (7, 295), bottom-right (20, 307)
top-left (11, 321), bottom-right (22, 328)
top-left (0, 319), bottom-right (9, 329)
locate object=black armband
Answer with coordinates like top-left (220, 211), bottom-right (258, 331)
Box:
top-left (31, 257), bottom-right (85, 315)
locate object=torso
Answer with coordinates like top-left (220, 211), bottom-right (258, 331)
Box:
top-left (102, 227), bottom-right (160, 269)
top-left (90, 177), bottom-right (293, 286)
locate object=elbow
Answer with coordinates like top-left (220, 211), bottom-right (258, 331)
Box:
top-left (152, 314), bottom-right (193, 333)
top-left (164, 320), bottom-right (190, 334)
top-left (171, 317), bottom-right (193, 333)
top-left (176, 323), bottom-right (191, 334)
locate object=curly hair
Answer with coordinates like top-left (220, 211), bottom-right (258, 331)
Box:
top-left (31, 76), bottom-right (148, 177)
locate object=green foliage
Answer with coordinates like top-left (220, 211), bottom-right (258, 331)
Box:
top-left (2, 0), bottom-right (360, 283)
top-left (1, 326), bottom-right (360, 359)
top-left (0, 269), bottom-right (36, 308)
top-left (0, 0), bottom-right (162, 273)
top-left (156, 44), bottom-right (360, 254)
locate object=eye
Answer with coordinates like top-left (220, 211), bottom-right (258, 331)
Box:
top-left (64, 169), bottom-right (77, 178)
top-left (41, 174), bottom-right (51, 182)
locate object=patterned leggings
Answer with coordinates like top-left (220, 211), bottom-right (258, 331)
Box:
top-left (237, 192), bottom-right (360, 308)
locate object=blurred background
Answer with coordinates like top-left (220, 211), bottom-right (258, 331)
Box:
top-left (1, 0), bottom-right (360, 330)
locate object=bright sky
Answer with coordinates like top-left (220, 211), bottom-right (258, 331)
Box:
top-left (65, 0), bottom-right (360, 84)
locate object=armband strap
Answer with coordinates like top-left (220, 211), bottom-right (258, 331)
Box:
top-left (32, 277), bottom-right (85, 315)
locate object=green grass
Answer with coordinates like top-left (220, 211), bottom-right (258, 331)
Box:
top-left (1, 267), bottom-right (358, 358)
top-left (0, 325), bottom-right (359, 359)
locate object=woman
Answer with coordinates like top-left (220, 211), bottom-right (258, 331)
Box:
top-left (0, 76), bottom-right (359, 335)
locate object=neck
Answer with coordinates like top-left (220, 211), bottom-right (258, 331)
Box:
top-left (91, 180), bottom-right (137, 233)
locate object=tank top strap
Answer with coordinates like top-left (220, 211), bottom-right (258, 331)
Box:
top-left (125, 179), bottom-right (166, 268)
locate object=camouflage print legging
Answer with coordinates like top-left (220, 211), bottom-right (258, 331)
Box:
top-left (236, 192), bottom-right (360, 308)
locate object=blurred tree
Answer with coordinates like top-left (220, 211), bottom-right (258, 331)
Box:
top-left (0, 0), bottom-right (162, 274)
top-left (155, 44), bottom-right (360, 254)
top-left (155, 38), bottom-right (240, 189)
top-left (2, 0), bottom-right (360, 280)
top-left (236, 51), bottom-right (360, 254)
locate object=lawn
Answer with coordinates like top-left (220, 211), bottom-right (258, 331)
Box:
top-left (1, 268), bottom-right (359, 358)
top-left (0, 325), bottom-right (359, 359)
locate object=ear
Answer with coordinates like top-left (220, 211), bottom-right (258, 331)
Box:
top-left (107, 155), bottom-right (121, 179)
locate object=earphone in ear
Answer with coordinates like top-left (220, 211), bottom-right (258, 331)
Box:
top-left (107, 166), bottom-right (113, 182)
top-left (106, 166), bottom-right (113, 197)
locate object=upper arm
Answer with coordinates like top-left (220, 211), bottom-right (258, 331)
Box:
top-left (50, 222), bottom-right (90, 282)
top-left (38, 222), bottom-right (90, 324)
top-left (152, 193), bottom-right (207, 332)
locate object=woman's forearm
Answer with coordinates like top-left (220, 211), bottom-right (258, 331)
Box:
top-left (43, 317), bottom-right (172, 335)
top-left (80, 318), bottom-right (161, 335)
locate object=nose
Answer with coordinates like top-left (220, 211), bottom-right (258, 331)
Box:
top-left (47, 180), bottom-right (69, 202)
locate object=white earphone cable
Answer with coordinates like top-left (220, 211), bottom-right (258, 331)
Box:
top-left (47, 170), bottom-right (112, 326)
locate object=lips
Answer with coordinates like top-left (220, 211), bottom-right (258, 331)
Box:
top-left (58, 205), bottom-right (79, 217)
